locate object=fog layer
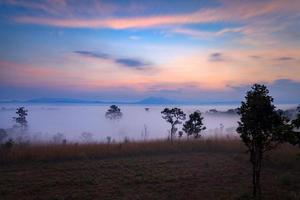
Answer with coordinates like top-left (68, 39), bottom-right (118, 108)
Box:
top-left (0, 104), bottom-right (296, 143)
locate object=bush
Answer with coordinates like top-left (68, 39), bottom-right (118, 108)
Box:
top-left (1, 138), bottom-right (14, 150)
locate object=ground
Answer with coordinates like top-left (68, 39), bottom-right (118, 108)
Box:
top-left (0, 141), bottom-right (299, 200)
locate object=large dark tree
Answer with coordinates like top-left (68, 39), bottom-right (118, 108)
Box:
top-left (237, 84), bottom-right (290, 199)
top-left (13, 107), bottom-right (28, 130)
top-left (105, 105), bottom-right (123, 120)
top-left (183, 110), bottom-right (206, 138)
top-left (161, 108), bottom-right (186, 142)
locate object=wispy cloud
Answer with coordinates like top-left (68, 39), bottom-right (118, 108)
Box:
top-left (73, 50), bottom-right (151, 70)
top-left (7, 0), bottom-right (299, 51)
top-left (129, 35), bottom-right (141, 40)
top-left (209, 52), bottom-right (224, 62)
top-left (276, 57), bottom-right (294, 61)
top-left (171, 27), bottom-right (245, 39)
top-left (1, 0), bottom-right (300, 101)
top-left (11, 0), bottom-right (300, 29)
top-left (249, 55), bottom-right (262, 59)
top-left (1, 0), bottom-right (118, 17)
top-left (73, 51), bottom-right (109, 59)
top-left (115, 58), bottom-right (150, 69)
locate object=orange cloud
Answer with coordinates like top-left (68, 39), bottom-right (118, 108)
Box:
top-left (1, 43), bottom-right (300, 93)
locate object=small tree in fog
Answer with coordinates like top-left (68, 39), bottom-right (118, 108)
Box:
top-left (106, 136), bottom-right (111, 144)
top-left (178, 131), bottom-right (183, 138)
top-left (13, 107), bottom-right (28, 130)
top-left (183, 110), bottom-right (206, 139)
top-left (237, 84), bottom-right (290, 199)
top-left (52, 133), bottom-right (66, 144)
top-left (161, 108), bottom-right (186, 142)
top-left (80, 132), bottom-right (93, 143)
top-left (141, 124), bottom-right (149, 141)
top-left (105, 105), bottom-right (123, 120)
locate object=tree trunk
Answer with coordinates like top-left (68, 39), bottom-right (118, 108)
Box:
top-left (256, 151), bottom-right (263, 199)
top-left (251, 150), bottom-right (262, 200)
top-left (251, 152), bottom-right (257, 198)
top-left (170, 125), bottom-right (174, 143)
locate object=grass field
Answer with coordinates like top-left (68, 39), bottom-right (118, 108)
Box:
top-left (0, 139), bottom-right (299, 200)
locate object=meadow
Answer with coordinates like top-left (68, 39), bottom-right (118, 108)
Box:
top-left (0, 138), bottom-right (299, 200)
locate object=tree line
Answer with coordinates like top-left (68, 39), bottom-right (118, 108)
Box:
top-left (0, 84), bottom-right (300, 199)
top-left (161, 84), bottom-right (300, 199)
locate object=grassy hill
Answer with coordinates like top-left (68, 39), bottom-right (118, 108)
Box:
top-left (0, 139), bottom-right (299, 200)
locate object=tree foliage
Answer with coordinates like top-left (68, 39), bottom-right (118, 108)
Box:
top-left (237, 84), bottom-right (291, 199)
top-left (105, 105), bottom-right (123, 120)
top-left (161, 108), bottom-right (186, 141)
top-left (13, 107), bottom-right (28, 130)
top-left (183, 110), bottom-right (206, 138)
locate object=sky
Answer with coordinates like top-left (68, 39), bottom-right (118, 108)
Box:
top-left (0, 0), bottom-right (300, 103)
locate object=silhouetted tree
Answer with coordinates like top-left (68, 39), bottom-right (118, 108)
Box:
top-left (161, 108), bottom-right (186, 142)
top-left (183, 110), bottom-right (206, 138)
top-left (13, 107), bottom-right (28, 130)
top-left (106, 136), bottom-right (112, 144)
top-left (105, 105), bottom-right (123, 120)
top-left (237, 84), bottom-right (290, 199)
top-left (178, 131), bottom-right (183, 138)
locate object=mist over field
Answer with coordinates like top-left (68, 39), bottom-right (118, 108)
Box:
top-left (1, 0), bottom-right (300, 199)
top-left (0, 103), bottom-right (297, 143)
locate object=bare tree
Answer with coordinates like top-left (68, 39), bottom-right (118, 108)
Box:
top-left (161, 108), bottom-right (186, 142)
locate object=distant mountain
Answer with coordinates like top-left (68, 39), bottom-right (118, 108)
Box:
top-left (0, 97), bottom-right (236, 105)
top-left (0, 98), bottom-right (241, 105)
top-left (0, 97), bottom-right (255, 105)
top-left (26, 98), bottom-right (105, 104)
top-left (0, 98), bottom-right (106, 104)
top-left (0, 100), bottom-right (23, 103)
top-left (0, 97), bottom-right (179, 105)
top-left (136, 97), bottom-right (178, 105)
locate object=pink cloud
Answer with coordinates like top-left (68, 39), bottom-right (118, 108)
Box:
top-left (13, 0), bottom-right (300, 29)
top-left (0, 60), bottom-right (65, 87)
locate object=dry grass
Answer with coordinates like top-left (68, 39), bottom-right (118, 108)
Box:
top-left (0, 138), bottom-right (245, 163)
top-left (0, 138), bottom-right (299, 200)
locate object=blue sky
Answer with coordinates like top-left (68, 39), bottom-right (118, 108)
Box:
top-left (0, 0), bottom-right (300, 103)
